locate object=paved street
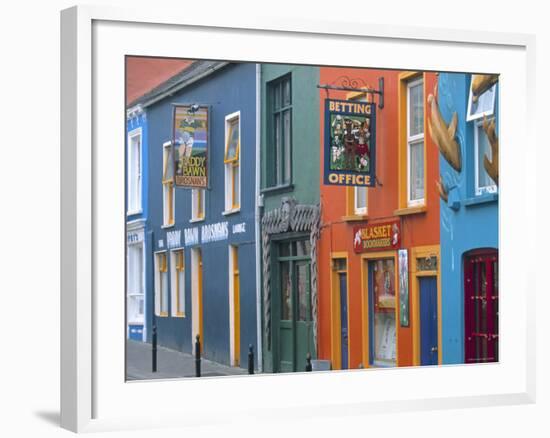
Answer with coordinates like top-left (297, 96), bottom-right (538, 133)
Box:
top-left (126, 339), bottom-right (249, 380)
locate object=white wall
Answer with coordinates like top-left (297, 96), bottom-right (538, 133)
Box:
top-left (0, 0), bottom-right (547, 437)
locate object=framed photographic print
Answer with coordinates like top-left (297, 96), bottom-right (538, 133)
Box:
top-left (61, 4), bottom-right (536, 433)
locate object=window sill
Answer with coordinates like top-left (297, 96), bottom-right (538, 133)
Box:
top-left (261, 183), bottom-right (294, 195)
top-left (172, 313), bottom-right (186, 318)
top-left (161, 223), bottom-right (175, 229)
top-left (341, 214), bottom-right (369, 222)
top-left (393, 206), bottom-right (427, 216)
top-left (127, 209), bottom-right (143, 216)
top-left (464, 193), bottom-right (498, 208)
top-left (222, 208), bottom-right (241, 216)
top-left (189, 217), bottom-right (205, 223)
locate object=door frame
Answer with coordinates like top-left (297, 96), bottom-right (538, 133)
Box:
top-left (330, 252), bottom-right (350, 370)
top-left (410, 245), bottom-right (442, 366)
top-left (360, 250), bottom-right (399, 368)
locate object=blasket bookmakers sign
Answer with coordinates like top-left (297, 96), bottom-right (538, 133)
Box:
top-left (173, 105), bottom-right (209, 188)
top-left (323, 98), bottom-right (376, 187)
top-left (353, 220), bottom-right (401, 253)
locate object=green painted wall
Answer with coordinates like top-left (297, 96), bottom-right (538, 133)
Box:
top-left (260, 64), bottom-right (320, 373)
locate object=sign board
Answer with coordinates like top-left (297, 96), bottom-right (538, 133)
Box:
top-left (353, 220), bottom-right (400, 253)
top-left (173, 105), bottom-right (209, 188)
top-left (323, 98), bottom-right (376, 187)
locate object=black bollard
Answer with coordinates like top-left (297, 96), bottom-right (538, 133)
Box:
top-left (195, 334), bottom-right (201, 377)
top-left (152, 324), bottom-right (158, 373)
top-left (305, 352), bottom-right (312, 372)
top-left (248, 344), bottom-right (254, 375)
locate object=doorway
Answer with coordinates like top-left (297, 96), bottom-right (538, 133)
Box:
top-left (419, 276), bottom-right (438, 365)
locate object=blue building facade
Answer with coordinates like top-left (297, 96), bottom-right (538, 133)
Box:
top-left (437, 73), bottom-right (499, 364)
top-left (126, 105), bottom-right (149, 342)
top-left (141, 62), bottom-right (258, 368)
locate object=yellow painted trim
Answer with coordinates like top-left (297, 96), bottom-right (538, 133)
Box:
top-left (393, 206), bottom-right (427, 217)
top-left (330, 252), bottom-right (349, 370)
top-left (198, 249), bottom-right (203, 344)
top-left (340, 214), bottom-right (369, 222)
top-left (360, 250), bottom-right (399, 367)
top-left (398, 72), bottom-right (427, 210)
top-left (410, 245), bottom-right (441, 366)
top-left (232, 246), bottom-right (240, 367)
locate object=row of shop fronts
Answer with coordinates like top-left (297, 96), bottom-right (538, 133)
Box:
top-left (126, 60), bottom-right (499, 372)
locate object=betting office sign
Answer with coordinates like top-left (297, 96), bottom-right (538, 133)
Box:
top-left (173, 105), bottom-right (209, 188)
top-left (323, 99), bottom-right (376, 187)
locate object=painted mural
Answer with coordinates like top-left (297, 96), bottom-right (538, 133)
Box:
top-left (125, 58), bottom-right (499, 380)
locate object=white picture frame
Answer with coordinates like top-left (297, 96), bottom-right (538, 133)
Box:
top-left (60, 5), bottom-right (536, 433)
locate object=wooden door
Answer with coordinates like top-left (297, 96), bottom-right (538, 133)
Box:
top-left (419, 276), bottom-right (438, 365)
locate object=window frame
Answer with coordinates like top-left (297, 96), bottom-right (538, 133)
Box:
top-left (127, 240), bottom-right (145, 324)
top-left (170, 248), bottom-right (185, 317)
top-left (406, 77), bottom-right (426, 207)
top-left (162, 141), bottom-right (175, 228)
top-left (224, 111), bottom-right (241, 214)
top-left (473, 117), bottom-right (498, 196)
top-left (466, 80), bottom-right (496, 122)
top-left (154, 251), bottom-right (169, 317)
top-left (127, 127), bottom-right (142, 215)
top-left (354, 187), bottom-right (368, 215)
top-left (267, 74), bottom-right (292, 188)
top-left (191, 188), bottom-right (205, 222)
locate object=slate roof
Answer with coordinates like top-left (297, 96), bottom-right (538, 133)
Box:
top-left (128, 60), bottom-right (230, 108)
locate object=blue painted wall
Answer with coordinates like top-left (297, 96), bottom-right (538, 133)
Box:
top-left (144, 63), bottom-right (258, 368)
top-left (437, 73), bottom-right (499, 364)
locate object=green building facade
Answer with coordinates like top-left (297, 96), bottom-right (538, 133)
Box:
top-left (259, 64), bottom-right (321, 373)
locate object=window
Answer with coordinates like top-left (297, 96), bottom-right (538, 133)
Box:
top-left (127, 129), bottom-right (142, 214)
top-left (474, 118), bottom-right (498, 195)
top-left (224, 112), bottom-right (240, 212)
top-left (467, 78), bottom-right (496, 122)
top-left (170, 249), bottom-right (185, 317)
top-left (127, 242), bottom-right (144, 324)
top-left (191, 188), bottom-right (205, 221)
top-left (162, 142), bottom-right (175, 227)
top-left (267, 75), bottom-right (292, 187)
top-left (407, 78), bottom-right (425, 206)
top-left (354, 187), bottom-right (368, 215)
top-left (155, 252), bottom-right (169, 317)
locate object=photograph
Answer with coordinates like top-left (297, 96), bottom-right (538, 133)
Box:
top-left (125, 57), bottom-right (499, 380)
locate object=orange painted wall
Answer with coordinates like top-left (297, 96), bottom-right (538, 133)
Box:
top-left (317, 67), bottom-right (439, 369)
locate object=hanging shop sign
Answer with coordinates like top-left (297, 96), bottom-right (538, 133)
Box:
top-left (398, 249), bottom-right (410, 327)
top-left (353, 220), bottom-right (400, 253)
top-left (173, 105), bottom-right (209, 188)
top-left (323, 98), bottom-right (376, 187)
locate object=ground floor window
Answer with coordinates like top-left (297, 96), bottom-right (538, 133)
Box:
top-left (127, 242), bottom-right (144, 325)
top-left (464, 249), bottom-right (498, 363)
top-left (368, 258), bottom-right (397, 367)
top-left (155, 252), bottom-right (169, 316)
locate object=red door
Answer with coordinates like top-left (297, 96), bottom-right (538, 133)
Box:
top-left (464, 250), bottom-right (498, 363)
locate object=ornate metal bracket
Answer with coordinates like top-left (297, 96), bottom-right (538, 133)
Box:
top-left (317, 76), bottom-right (384, 109)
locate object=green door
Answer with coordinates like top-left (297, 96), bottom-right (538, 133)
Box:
top-left (275, 239), bottom-right (314, 372)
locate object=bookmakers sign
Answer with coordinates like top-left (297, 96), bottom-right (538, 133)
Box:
top-left (173, 105), bottom-right (209, 188)
top-left (323, 99), bottom-right (376, 187)
top-left (353, 220), bottom-right (400, 253)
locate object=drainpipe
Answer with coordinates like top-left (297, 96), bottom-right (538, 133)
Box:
top-left (254, 63), bottom-right (263, 372)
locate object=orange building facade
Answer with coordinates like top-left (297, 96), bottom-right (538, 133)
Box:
top-left (317, 67), bottom-right (441, 370)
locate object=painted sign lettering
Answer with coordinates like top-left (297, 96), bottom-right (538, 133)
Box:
top-left (353, 220), bottom-right (400, 253)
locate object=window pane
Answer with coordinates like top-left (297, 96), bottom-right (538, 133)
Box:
top-left (477, 124), bottom-right (494, 189)
top-left (274, 113), bottom-right (281, 184)
top-left (296, 240), bottom-right (311, 257)
top-left (281, 262), bottom-right (292, 320)
top-left (355, 187), bottom-right (367, 211)
top-left (469, 84), bottom-right (496, 118)
top-left (283, 78), bottom-right (291, 106)
top-left (283, 109), bottom-right (291, 183)
top-left (161, 271), bottom-right (168, 313)
top-left (409, 140), bottom-right (424, 201)
top-left (297, 263), bottom-right (310, 321)
top-left (178, 268), bottom-right (185, 313)
top-left (163, 145), bottom-right (173, 181)
top-left (233, 163), bottom-right (240, 207)
top-left (409, 82), bottom-right (424, 137)
top-left (226, 119), bottom-right (239, 161)
top-left (274, 82), bottom-right (281, 109)
top-left (373, 259), bottom-right (396, 364)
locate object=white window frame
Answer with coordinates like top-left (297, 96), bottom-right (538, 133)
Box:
top-left (127, 241), bottom-right (145, 325)
top-left (162, 141), bottom-right (175, 228)
top-left (466, 81), bottom-right (496, 122)
top-left (406, 78), bottom-right (425, 207)
top-left (190, 188), bottom-right (205, 222)
top-left (127, 127), bottom-right (142, 215)
top-left (170, 248), bottom-right (186, 317)
top-left (474, 118), bottom-right (498, 196)
top-left (154, 251), bottom-right (169, 317)
top-left (223, 111), bottom-right (241, 215)
top-left (354, 187), bottom-right (368, 215)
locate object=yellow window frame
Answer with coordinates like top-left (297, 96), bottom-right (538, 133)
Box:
top-left (224, 117), bottom-right (240, 164)
top-left (158, 252), bottom-right (168, 317)
top-left (163, 143), bottom-right (175, 226)
top-left (175, 250), bottom-right (185, 317)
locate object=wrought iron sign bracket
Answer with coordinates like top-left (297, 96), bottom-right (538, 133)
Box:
top-left (317, 77), bottom-right (384, 109)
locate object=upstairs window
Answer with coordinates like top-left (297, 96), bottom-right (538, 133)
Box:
top-left (406, 78), bottom-right (425, 206)
top-left (267, 75), bottom-right (292, 187)
top-left (162, 142), bottom-right (175, 227)
top-left (191, 189), bottom-right (205, 221)
top-left (127, 129), bottom-right (142, 214)
top-left (474, 118), bottom-right (498, 195)
top-left (224, 113), bottom-right (240, 212)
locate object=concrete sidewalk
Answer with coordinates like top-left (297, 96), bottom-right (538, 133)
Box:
top-left (126, 339), bottom-right (249, 380)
